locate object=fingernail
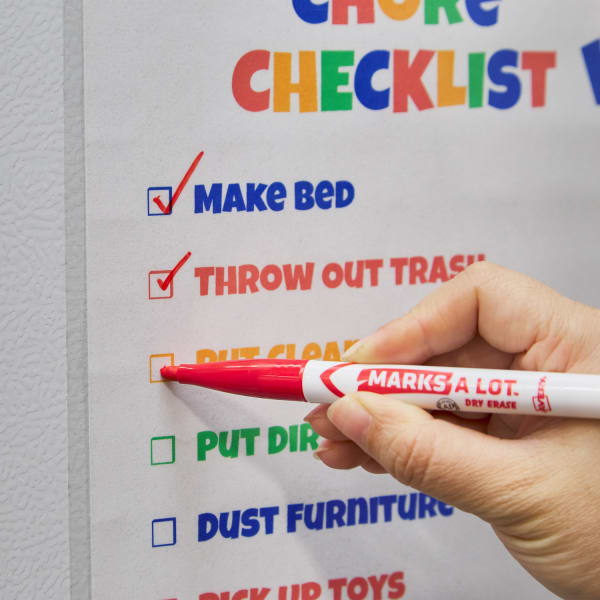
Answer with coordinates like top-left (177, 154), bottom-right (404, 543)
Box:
top-left (303, 405), bottom-right (324, 423)
top-left (327, 395), bottom-right (371, 443)
top-left (313, 440), bottom-right (333, 460)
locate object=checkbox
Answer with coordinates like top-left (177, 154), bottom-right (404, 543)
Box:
top-left (151, 436), bottom-right (176, 465)
top-left (147, 186), bottom-right (173, 216)
top-left (152, 517), bottom-right (176, 547)
top-left (149, 353), bottom-right (174, 383)
top-left (148, 270), bottom-right (174, 299)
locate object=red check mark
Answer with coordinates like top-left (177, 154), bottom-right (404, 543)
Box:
top-left (153, 151), bottom-right (204, 214)
top-left (157, 252), bottom-right (192, 291)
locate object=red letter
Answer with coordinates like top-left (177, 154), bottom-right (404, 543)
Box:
top-left (390, 257), bottom-right (408, 284)
top-left (250, 589), bottom-right (271, 600)
top-left (238, 264), bottom-right (260, 294)
top-left (455, 377), bottom-right (468, 393)
top-left (448, 254), bottom-right (465, 276)
top-left (367, 574), bottom-right (388, 600)
top-left (393, 50), bottom-right (435, 112)
top-left (365, 259), bottom-right (384, 286)
top-left (388, 571), bottom-right (406, 598)
top-left (283, 263), bottom-right (315, 290)
top-left (428, 255), bottom-right (449, 283)
top-left (195, 267), bottom-right (215, 296)
top-left (347, 578), bottom-right (369, 600)
top-left (232, 50), bottom-right (271, 112)
top-left (301, 582), bottom-right (321, 600)
top-left (344, 261), bottom-right (365, 288)
top-left (215, 266), bottom-right (238, 295)
top-left (260, 264), bottom-right (283, 291)
top-left (332, 0), bottom-right (375, 24)
top-left (328, 579), bottom-right (347, 600)
top-left (322, 262), bottom-right (344, 288)
top-left (522, 51), bottom-right (556, 107)
top-left (409, 256), bottom-right (428, 284)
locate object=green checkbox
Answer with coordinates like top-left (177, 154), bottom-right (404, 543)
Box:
top-left (151, 436), bottom-right (176, 465)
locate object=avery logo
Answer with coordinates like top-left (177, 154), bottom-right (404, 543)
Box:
top-left (532, 376), bottom-right (551, 412)
top-left (357, 368), bottom-right (452, 395)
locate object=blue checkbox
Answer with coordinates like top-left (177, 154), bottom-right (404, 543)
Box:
top-left (152, 517), bottom-right (177, 547)
top-left (147, 187), bottom-right (173, 216)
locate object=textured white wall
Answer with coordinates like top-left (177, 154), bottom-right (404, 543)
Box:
top-left (0, 1), bottom-right (70, 598)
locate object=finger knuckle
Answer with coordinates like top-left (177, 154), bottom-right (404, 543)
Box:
top-left (388, 424), bottom-right (437, 489)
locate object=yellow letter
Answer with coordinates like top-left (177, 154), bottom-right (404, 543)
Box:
top-left (437, 50), bottom-right (466, 107)
top-left (274, 51), bottom-right (318, 112)
top-left (378, 0), bottom-right (420, 20)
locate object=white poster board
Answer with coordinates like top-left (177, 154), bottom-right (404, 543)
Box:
top-left (84, 2), bottom-right (599, 597)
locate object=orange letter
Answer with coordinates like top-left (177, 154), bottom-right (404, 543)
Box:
top-left (274, 52), bottom-right (318, 112)
top-left (378, 0), bottom-right (420, 20)
top-left (437, 50), bottom-right (466, 106)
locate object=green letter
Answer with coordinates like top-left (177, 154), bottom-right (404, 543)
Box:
top-left (468, 52), bottom-right (485, 107)
top-left (424, 0), bottom-right (463, 24)
top-left (197, 431), bottom-right (218, 461)
top-left (219, 430), bottom-right (240, 458)
top-left (321, 51), bottom-right (355, 111)
top-left (300, 422), bottom-right (319, 451)
top-left (268, 425), bottom-right (288, 454)
top-left (240, 427), bottom-right (261, 456)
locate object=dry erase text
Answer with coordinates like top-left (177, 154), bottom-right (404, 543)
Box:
top-left (195, 180), bottom-right (354, 213)
top-left (193, 253), bottom-right (486, 296)
top-left (198, 569), bottom-right (405, 600)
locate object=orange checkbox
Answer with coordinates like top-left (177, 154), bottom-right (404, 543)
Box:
top-left (149, 353), bottom-right (175, 383)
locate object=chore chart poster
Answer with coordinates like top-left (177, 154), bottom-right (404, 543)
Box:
top-left (83, 2), bottom-right (599, 598)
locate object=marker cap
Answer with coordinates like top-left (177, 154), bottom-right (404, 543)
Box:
top-left (162, 360), bottom-right (308, 401)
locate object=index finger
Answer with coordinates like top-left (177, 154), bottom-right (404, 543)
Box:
top-left (343, 262), bottom-right (563, 365)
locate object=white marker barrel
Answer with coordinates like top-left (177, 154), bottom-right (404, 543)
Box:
top-left (302, 361), bottom-right (600, 418)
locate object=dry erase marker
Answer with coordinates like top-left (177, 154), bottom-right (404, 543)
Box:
top-left (161, 359), bottom-right (600, 418)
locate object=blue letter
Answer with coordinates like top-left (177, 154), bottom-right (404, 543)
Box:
top-left (335, 181), bottom-right (354, 208)
top-left (260, 506), bottom-right (280, 534)
top-left (266, 182), bottom-right (287, 211)
top-left (246, 184), bottom-right (268, 211)
top-left (292, 0), bottom-right (328, 24)
top-left (582, 39), bottom-right (600, 105)
top-left (223, 184), bottom-right (246, 212)
top-left (325, 499), bottom-right (346, 529)
top-left (195, 184), bottom-right (222, 213)
top-left (465, 0), bottom-right (500, 27)
top-left (438, 501), bottom-right (454, 517)
top-left (295, 181), bottom-right (315, 210)
top-left (241, 508), bottom-right (260, 538)
top-left (355, 50), bottom-right (390, 110)
top-left (397, 493), bottom-right (417, 520)
top-left (287, 503), bottom-right (304, 532)
top-left (488, 49), bottom-right (521, 109)
top-left (198, 512), bottom-right (218, 541)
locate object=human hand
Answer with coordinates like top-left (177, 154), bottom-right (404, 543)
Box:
top-left (306, 262), bottom-right (600, 600)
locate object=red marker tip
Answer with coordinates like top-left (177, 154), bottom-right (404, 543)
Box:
top-left (161, 365), bottom-right (179, 380)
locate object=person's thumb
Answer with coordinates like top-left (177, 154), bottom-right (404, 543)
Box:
top-left (327, 392), bottom-right (538, 523)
